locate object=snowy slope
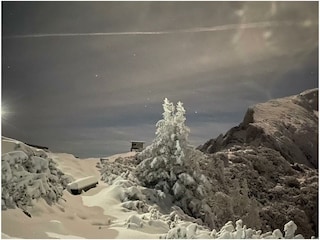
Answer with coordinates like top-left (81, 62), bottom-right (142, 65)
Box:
top-left (2, 136), bottom-right (312, 238)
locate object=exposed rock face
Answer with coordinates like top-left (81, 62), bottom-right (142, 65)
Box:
top-left (198, 89), bottom-right (318, 238)
top-left (200, 88), bottom-right (318, 168)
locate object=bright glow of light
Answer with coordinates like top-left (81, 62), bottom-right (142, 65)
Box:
top-left (1, 105), bottom-right (22, 132)
top-left (1, 107), bottom-right (8, 118)
top-left (1, 105), bottom-right (11, 121)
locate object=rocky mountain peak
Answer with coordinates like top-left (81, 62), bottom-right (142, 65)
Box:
top-left (200, 88), bottom-right (318, 168)
top-left (198, 89), bottom-right (318, 237)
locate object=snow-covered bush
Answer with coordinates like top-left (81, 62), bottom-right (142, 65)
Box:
top-left (125, 209), bottom-right (170, 232)
top-left (161, 218), bottom-right (305, 239)
top-left (100, 157), bottom-right (137, 185)
top-left (126, 214), bottom-right (144, 228)
top-left (121, 200), bottom-right (149, 213)
top-left (1, 147), bottom-right (70, 211)
top-left (135, 98), bottom-right (214, 227)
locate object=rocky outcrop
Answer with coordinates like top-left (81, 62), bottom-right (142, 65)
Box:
top-left (199, 88), bottom-right (318, 168)
top-left (198, 89), bottom-right (318, 238)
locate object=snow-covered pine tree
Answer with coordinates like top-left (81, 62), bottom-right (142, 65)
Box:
top-left (135, 98), bottom-right (214, 226)
top-left (135, 98), bottom-right (178, 193)
top-left (173, 101), bottom-right (190, 165)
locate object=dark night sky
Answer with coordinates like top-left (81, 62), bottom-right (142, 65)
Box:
top-left (2, 1), bottom-right (318, 158)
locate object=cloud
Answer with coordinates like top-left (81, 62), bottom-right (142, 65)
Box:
top-left (3, 20), bottom-right (310, 39)
top-left (2, 1), bottom-right (318, 157)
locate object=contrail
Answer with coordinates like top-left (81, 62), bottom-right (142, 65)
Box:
top-left (3, 21), bottom-right (295, 39)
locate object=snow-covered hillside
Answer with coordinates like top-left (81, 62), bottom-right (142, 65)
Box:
top-left (1, 142), bottom-right (308, 239)
top-left (200, 88), bottom-right (318, 168)
top-left (1, 91), bottom-right (317, 238)
top-left (198, 89), bottom-right (318, 238)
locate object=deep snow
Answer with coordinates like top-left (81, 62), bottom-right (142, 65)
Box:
top-left (1, 137), bottom-right (310, 239)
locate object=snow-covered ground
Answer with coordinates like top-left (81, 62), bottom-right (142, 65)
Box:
top-left (1, 137), bottom-right (308, 239)
top-left (1, 147), bottom-right (171, 239)
top-left (1, 149), bottom-right (117, 238)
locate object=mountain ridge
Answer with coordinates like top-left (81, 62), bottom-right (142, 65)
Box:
top-left (197, 88), bottom-right (318, 237)
top-left (199, 88), bottom-right (318, 168)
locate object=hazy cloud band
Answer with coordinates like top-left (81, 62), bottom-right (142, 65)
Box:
top-left (3, 21), bottom-right (297, 39)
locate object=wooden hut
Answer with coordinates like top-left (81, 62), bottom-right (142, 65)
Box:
top-left (130, 141), bottom-right (145, 152)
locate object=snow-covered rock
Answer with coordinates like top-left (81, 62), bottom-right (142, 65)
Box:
top-left (284, 220), bottom-right (298, 239)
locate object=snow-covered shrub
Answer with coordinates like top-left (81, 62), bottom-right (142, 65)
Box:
top-left (1, 148), bottom-right (70, 211)
top-left (148, 219), bottom-right (170, 232)
top-left (121, 200), bottom-right (149, 213)
top-left (100, 157), bottom-right (137, 185)
top-left (126, 214), bottom-right (144, 228)
top-left (122, 186), bottom-right (145, 201)
top-left (161, 218), bottom-right (305, 239)
top-left (99, 156), bottom-right (174, 216)
top-left (135, 98), bottom-right (214, 227)
top-left (113, 177), bottom-right (135, 188)
top-left (165, 226), bottom-right (187, 239)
